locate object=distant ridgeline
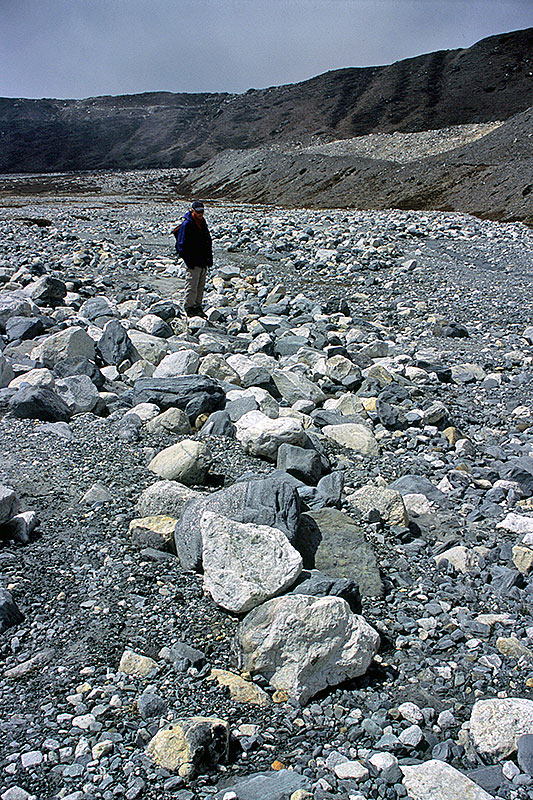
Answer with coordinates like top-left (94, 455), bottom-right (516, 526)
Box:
top-left (0, 27), bottom-right (531, 173)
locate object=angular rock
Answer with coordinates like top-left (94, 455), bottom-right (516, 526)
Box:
top-left (272, 368), bottom-right (326, 405)
top-left (226, 354), bottom-right (271, 388)
top-left (199, 410), bottom-right (235, 437)
top-left (25, 275), bottom-right (66, 306)
top-left (237, 594), bottom-right (380, 703)
top-left (5, 315), bottom-right (46, 342)
top-left (129, 516), bottom-right (177, 552)
top-left (119, 649), bottom-right (158, 677)
top-left (96, 319), bottom-right (135, 366)
top-left (9, 367), bottom-right (55, 390)
top-left (146, 407), bottom-right (192, 435)
top-left (0, 355), bottom-right (15, 389)
top-left (276, 442), bottom-right (323, 485)
top-left (401, 759), bottom-right (493, 800)
top-left (159, 642), bottom-right (206, 672)
top-left (235, 410), bottom-right (307, 461)
top-left (135, 481), bottom-right (199, 518)
top-left (53, 355), bottom-right (105, 388)
top-left (209, 669), bottom-right (271, 707)
top-left (146, 716), bottom-right (229, 777)
top-left (322, 422), bottom-right (379, 456)
top-left (32, 326), bottom-right (95, 367)
top-left (79, 295), bottom-right (117, 322)
top-left (289, 569), bottom-right (361, 613)
top-left (55, 374), bottom-right (100, 414)
top-left (153, 350), bottom-right (200, 377)
top-left (0, 587), bottom-right (24, 634)
top-left (136, 313), bottom-right (173, 339)
top-left (148, 439), bottom-right (210, 485)
top-left (128, 330), bottom-right (170, 365)
top-left (435, 546), bottom-right (480, 573)
top-left (175, 476), bottom-right (301, 571)
top-left (470, 698), bottom-right (533, 757)
top-left (347, 484), bottom-right (408, 525)
top-left (202, 511), bottom-right (302, 613)
top-left (0, 291), bottom-right (34, 330)
top-left (213, 770), bottom-right (310, 800)
top-left (0, 485), bottom-right (19, 525)
top-left (295, 508), bottom-right (383, 597)
top-left (499, 457), bottom-right (533, 497)
top-left (131, 376), bottom-right (225, 422)
top-left (9, 385), bottom-right (72, 421)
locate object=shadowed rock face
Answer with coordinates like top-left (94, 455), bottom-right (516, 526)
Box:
top-left (0, 28), bottom-right (531, 173)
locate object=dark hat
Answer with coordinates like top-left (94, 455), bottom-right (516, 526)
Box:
top-left (191, 201), bottom-right (204, 211)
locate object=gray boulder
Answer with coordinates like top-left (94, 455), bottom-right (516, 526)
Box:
top-left (0, 291), bottom-right (34, 330)
top-left (130, 376), bottom-right (225, 422)
top-left (213, 770), bottom-right (310, 800)
top-left (289, 569), bottom-right (361, 613)
top-left (0, 485), bottom-right (19, 525)
top-left (390, 474), bottom-right (449, 505)
top-left (55, 374), bottom-right (100, 414)
top-left (0, 355), bottom-right (15, 389)
top-left (9, 385), bottom-right (72, 422)
top-left (199, 410), bottom-right (235, 437)
top-left (32, 327), bottom-right (96, 367)
top-left (175, 476), bottom-right (301, 571)
top-left (0, 587), bottom-right (24, 634)
top-left (25, 275), bottom-right (66, 307)
top-left (295, 508), bottom-right (383, 597)
top-left (96, 319), bottom-right (135, 366)
top-left (276, 442), bottom-right (323, 485)
top-left (500, 457), bottom-right (533, 497)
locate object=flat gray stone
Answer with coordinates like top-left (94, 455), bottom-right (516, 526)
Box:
top-left (295, 508), bottom-right (383, 597)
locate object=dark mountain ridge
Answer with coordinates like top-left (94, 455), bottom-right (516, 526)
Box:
top-left (0, 27), bottom-right (531, 173)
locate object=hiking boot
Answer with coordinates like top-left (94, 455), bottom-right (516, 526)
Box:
top-left (194, 307), bottom-right (207, 319)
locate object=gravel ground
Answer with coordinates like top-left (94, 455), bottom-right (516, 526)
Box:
top-left (1, 176), bottom-right (533, 800)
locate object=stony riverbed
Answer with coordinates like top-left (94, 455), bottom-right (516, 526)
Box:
top-left (1, 174), bottom-right (533, 800)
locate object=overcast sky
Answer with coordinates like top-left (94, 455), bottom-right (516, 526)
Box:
top-left (1, 0), bottom-right (531, 99)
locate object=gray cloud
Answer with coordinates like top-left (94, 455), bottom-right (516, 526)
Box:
top-left (1, 0), bottom-right (531, 98)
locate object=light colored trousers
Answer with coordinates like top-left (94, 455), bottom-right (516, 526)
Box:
top-left (184, 266), bottom-right (207, 310)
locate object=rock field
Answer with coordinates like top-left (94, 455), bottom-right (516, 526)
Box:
top-left (1, 174), bottom-right (533, 800)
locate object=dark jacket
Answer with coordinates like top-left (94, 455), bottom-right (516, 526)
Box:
top-left (174, 211), bottom-right (213, 269)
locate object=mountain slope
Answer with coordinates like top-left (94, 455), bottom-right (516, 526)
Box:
top-left (0, 27), bottom-right (531, 173)
top-left (177, 107), bottom-right (533, 225)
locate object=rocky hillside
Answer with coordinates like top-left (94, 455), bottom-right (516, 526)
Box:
top-left (0, 27), bottom-right (531, 173)
top-left (178, 107), bottom-right (533, 225)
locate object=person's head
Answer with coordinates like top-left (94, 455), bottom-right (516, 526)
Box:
top-left (191, 200), bottom-right (205, 221)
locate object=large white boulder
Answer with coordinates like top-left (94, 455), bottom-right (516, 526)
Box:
top-left (470, 698), bottom-right (533, 758)
top-left (202, 512), bottom-right (302, 613)
top-left (237, 594), bottom-right (380, 703)
top-left (235, 410), bottom-right (307, 461)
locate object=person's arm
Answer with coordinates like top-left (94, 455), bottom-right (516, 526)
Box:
top-left (176, 221), bottom-right (191, 266)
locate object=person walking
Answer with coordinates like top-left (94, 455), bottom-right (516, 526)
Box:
top-left (172, 200), bottom-right (213, 318)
